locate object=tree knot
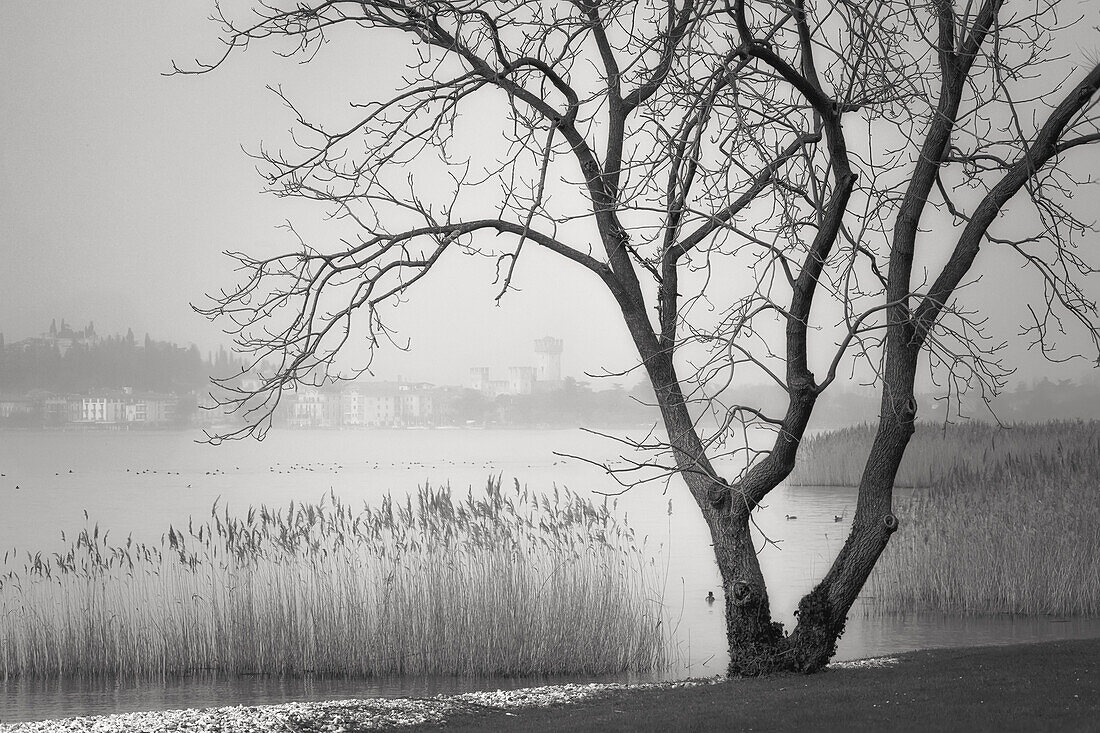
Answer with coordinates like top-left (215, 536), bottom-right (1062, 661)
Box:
top-left (707, 480), bottom-right (730, 510)
top-left (883, 513), bottom-right (899, 533)
top-left (730, 580), bottom-right (754, 606)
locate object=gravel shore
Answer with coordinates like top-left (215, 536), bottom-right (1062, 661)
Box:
top-left (0, 677), bottom-right (730, 732)
top-left (0, 658), bottom-right (901, 732)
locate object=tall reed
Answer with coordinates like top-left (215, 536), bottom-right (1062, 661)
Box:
top-left (0, 479), bottom-right (669, 680)
top-left (789, 420), bottom-right (1100, 488)
top-left (867, 447), bottom-right (1100, 615)
top-left (790, 421), bottom-right (1100, 615)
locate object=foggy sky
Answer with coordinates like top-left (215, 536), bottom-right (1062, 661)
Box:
top-left (2, 2), bottom-right (1100, 390)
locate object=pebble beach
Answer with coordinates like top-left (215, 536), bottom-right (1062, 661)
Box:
top-left (0, 658), bottom-right (900, 732)
top-left (0, 678), bottom-right (724, 732)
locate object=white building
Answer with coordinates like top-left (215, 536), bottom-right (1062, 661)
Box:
top-left (289, 387), bottom-right (342, 428)
top-left (80, 394), bottom-right (126, 423)
top-left (342, 384), bottom-right (399, 427)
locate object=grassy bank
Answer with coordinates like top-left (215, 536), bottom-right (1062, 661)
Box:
top-left (790, 421), bottom-right (1100, 615)
top-left (417, 637), bottom-right (1100, 733)
top-left (0, 479), bottom-right (668, 679)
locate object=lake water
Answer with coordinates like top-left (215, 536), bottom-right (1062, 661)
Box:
top-left (1, 429), bottom-right (1097, 723)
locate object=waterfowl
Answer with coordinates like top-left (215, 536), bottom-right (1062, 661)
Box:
top-left (706, 591), bottom-right (716, 604)
top-left (834, 514), bottom-right (843, 522)
top-left (785, 514), bottom-right (797, 520)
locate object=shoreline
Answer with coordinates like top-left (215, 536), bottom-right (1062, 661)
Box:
top-left (3, 637), bottom-right (1096, 732)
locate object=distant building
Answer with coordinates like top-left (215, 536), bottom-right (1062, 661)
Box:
top-left (288, 386), bottom-right (342, 428)
top-left (124, 394), bottom-right (177, 424)
top-left (341, 385), bottom-right (365, 425)
top-left (9, 318), bottom-right (101, 357)
top-left (341, 384), bottom-right (398, 427)
top-left (534, 336), bottom-right (563, 384)
top-left (471, 337), bottom-right (564, 396)
top-left (469, 367), bottom-right (510, 398)
top-left (397, 382), bottom-right (436, 426)
top-left (80, 394), bottom-right (127, 423)
top-left (73, 391), bottom-right (179, 426)
top-left (365, 391), bottom-right (398, 426)
top-left (0, 396), bottom-right (34, 420)
top-left (283, 380), bottom-right (437, 428)
top-left (508, 366), bottom-right (537, 395)
top-left (469, 367), bottom-right (493, 393)
top-left (40, 395), bottom-right (71, 425)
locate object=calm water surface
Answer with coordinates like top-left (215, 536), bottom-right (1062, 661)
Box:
top-left (1, 429), bottom-right (1097, 723)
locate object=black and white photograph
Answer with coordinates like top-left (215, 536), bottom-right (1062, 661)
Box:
top-left (1, 1), bottom-right (1098, 730)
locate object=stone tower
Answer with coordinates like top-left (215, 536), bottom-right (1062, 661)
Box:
top-left (469, 367), bottom-right (492, 393)
top-left (533, 337), bottom-right (563, 383)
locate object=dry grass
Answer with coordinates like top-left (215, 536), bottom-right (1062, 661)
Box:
top-left (0, 479), bottom-right (669, 680)
top-left (789, 421), bottom-right (1100, 615)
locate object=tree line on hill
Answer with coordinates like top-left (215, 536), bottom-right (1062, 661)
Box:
top-left (0, 329), bottom-right (243, 395)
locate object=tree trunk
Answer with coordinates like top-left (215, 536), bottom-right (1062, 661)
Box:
top-left (639, 350), bottom-right (787, 673)
top-left (709, 505), bottom-right (786, 675)
top-left (630, 306), bottom-right (912, 676)
top-left (781, 379), bottom-right (916, 672)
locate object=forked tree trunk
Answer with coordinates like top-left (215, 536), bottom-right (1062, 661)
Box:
top-left (634, 304), bottom-right (916, 675)
top-left (706, 407), bottom-right (909, 675)
top-left (670, 383), bottom-right (915, 676)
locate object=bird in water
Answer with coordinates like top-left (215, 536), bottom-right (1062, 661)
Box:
top-left (785, 514), bottom-right (797, 520)
top-left (834, 514), bottom-right (843, 522)
top-left (706, 591), bottom-right (716, 604)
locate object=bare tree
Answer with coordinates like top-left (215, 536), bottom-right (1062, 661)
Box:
top-left (187, 0), bottom-right (1100, 673)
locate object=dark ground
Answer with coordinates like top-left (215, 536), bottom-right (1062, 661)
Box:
top-left (407, 637), bottom-right (1099, 732)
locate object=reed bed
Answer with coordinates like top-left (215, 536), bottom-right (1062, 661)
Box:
top-left (791, 421), bottom-right (1100, 615)
top-left (0, 479), bottom-right (669, 680)
top-left (867, 446), bottom-right (1100, 615)
top-left (788, 420), bottom-right (1100, 488)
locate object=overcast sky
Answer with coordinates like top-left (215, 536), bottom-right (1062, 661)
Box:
top-left (2, 2), bottom-right (1099, 391)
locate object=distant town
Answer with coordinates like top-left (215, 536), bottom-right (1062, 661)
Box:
top-left (0, 321), bottom-right (652, 429)
top-left (5, 319), bottom-right (1100, 431)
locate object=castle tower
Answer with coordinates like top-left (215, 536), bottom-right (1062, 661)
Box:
top-left (533, 337), bottom-right (563, 383)
top-left (470, 367), bottom-right (492, 393)
top-left (508, 366), bottom-right (537, 395)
